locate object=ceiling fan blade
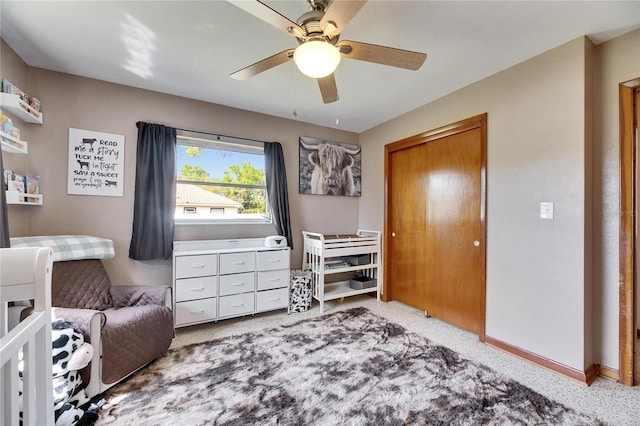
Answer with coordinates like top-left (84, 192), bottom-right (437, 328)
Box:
top-left (320, 0), bottom-right (367, 37)
top-left (317, 74), bottom-right (339, 103)
top-left (227, 0), bottom-right (305, 38)
top-left (230, 49), bottom-right (295, 80)
top-left (337, 40), bottom-right (426, 70)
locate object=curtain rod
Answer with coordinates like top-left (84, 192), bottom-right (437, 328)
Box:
top-left (175, 127), bottom-right (272, 145)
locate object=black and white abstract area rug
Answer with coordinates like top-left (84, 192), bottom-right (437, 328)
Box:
top-left (97, 307), bottom-right (602, 425)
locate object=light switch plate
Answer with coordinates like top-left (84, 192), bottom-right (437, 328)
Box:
top-left (540, 202), bottom-right (554, 219)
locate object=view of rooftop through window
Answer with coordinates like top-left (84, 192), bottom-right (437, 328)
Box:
top-left (175, 136), bottom-right (269, 222)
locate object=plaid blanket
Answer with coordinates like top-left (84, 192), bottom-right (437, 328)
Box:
top-left (10, 235), bottom-right (115, 262)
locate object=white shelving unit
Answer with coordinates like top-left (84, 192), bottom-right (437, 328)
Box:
top-left (1, 92), bottom-right (43, 206)
top-left (0, 93), bottom-right (43, 124)
top-left (5, 191), bottom-right (43, 205)
top-left (302, 229), bottom-right (381, 313)
top-left (1, 131), bottom-right (28, 154)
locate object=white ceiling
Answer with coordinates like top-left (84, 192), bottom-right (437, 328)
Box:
top-left (1, 1), bottom-right (639, 133)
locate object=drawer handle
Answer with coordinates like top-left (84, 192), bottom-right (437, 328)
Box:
top-left (268, 297), bottom-right (280, 301)
top-left (268, 259), bottom-right (281, 263)
top-left (231, 261), bottom-right (245, 265)
top-left (268, 277), bottom-right (280, 281)
top-left (190, 287), bottom-right (206, 291)
top-left (231, 303), bottom-right (244, 308)
top-left (189, 309), bottom-right (205, 314)
top-left (189, 264), bottom-right (206, 269)
top-left (231, 282), bottom-right (245, 287)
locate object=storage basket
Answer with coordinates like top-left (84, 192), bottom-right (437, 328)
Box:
top-left (348, 276), bottom-right (377, 290)
top-left (289, 269), bottom-right (312, 313)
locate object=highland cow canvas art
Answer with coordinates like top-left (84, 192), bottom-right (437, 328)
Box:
top-left (299, 136), bottom-right (361, 197)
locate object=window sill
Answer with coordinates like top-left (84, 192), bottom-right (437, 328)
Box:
top-left (175, 218), bottom-right (272, 226)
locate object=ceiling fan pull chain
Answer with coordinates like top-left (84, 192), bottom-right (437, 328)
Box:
top-left (335, 71), bottom-right (340, 125)
top-left (292, 63), bottom-right (298, 118)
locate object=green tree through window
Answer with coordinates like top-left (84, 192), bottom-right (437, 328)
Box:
top-left (175, 136), bottom-right (269, 222)
top-left (179, 164), bottom-right (211, 182)
top-left (214, 163), bottom-right (265, 213)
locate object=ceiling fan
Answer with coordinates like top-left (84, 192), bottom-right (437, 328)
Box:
top-left (228, 0), bottom-right (427, 104)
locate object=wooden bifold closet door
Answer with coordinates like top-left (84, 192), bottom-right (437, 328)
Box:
top-left (384, 114), bottom-right (487, 338)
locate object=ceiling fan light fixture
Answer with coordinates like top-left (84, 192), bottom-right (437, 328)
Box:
top-left (293, 40), bottom-right (341, 78)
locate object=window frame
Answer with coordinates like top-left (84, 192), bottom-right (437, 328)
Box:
top-left (175, 130), bottom-right (271, 226)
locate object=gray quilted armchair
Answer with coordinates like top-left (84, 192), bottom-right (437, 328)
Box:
top-left (11, 236), bottom-right (174, 398)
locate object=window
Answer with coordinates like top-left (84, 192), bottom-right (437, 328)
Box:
top-left (175, 131), bottom-right (270, 224)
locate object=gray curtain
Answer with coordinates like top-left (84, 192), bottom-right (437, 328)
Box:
top-left (129, 122), bottom-right (177, 260)
top-left (0, 152), bottom-right (9, 247)
top-left (264, 142), bottom-right (292, 248)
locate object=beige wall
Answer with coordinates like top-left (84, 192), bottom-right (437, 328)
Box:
top-left (594, 29), bottom-right (640, 369)
top-left (2, 39), bottom-right (31, 236)
top-left (360, 37), bottom-right (593, 371)
top-left (359, 30), bottom-right (640, 372)
top-left (2, 39), bottom-right (359, 286)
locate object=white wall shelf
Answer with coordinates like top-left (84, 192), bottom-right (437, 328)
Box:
top-left (1, 93), bottom-right (43, 205)
top-left (0, 93), bottom-right (43, 124)
top-left (1, 131), bottom-right (28, 154)
top-left (6, 191), bottom-right (43, 206)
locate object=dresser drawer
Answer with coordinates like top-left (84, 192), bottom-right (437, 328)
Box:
top-left (257, 249), bottom-right (290, 271)
top-left (175, 298), bottom-right (217, 326)
top-left (175, 276), bottom-right (217, 302)
top-left (257, 287), bottom-right (288, 312)
top-left (257, 269), bottom-right (289, 291)
top-left (219, 272), bottom-right (255, 296)
top-left (175, 254), bottom-right (218, 279)
top-left (219, 293), bottom-right (255, 318)
top-left (219, 252), bottom-right (255, 275)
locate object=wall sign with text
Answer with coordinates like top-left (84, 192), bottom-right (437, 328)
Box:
top-left (67, 128), bottom-right (124, 197)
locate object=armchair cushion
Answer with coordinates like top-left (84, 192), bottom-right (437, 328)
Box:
top-left (101, 305), bottom-right (173, 384)
top-left (110, 285), bottom-right (170, 308)
top-left (52, 259), bottom-right (113, 310)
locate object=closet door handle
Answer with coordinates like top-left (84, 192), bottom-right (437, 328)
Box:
top-left (391, 232), bottom-right (396, 237)
top-left (473, 240), bottom-right (480, 247)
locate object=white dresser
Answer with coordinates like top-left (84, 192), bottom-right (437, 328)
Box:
top-left (173, 238), bottom-right (290, 328)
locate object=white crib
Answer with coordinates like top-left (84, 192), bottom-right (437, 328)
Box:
top-left (1, 247), bottom-right (54, 425)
